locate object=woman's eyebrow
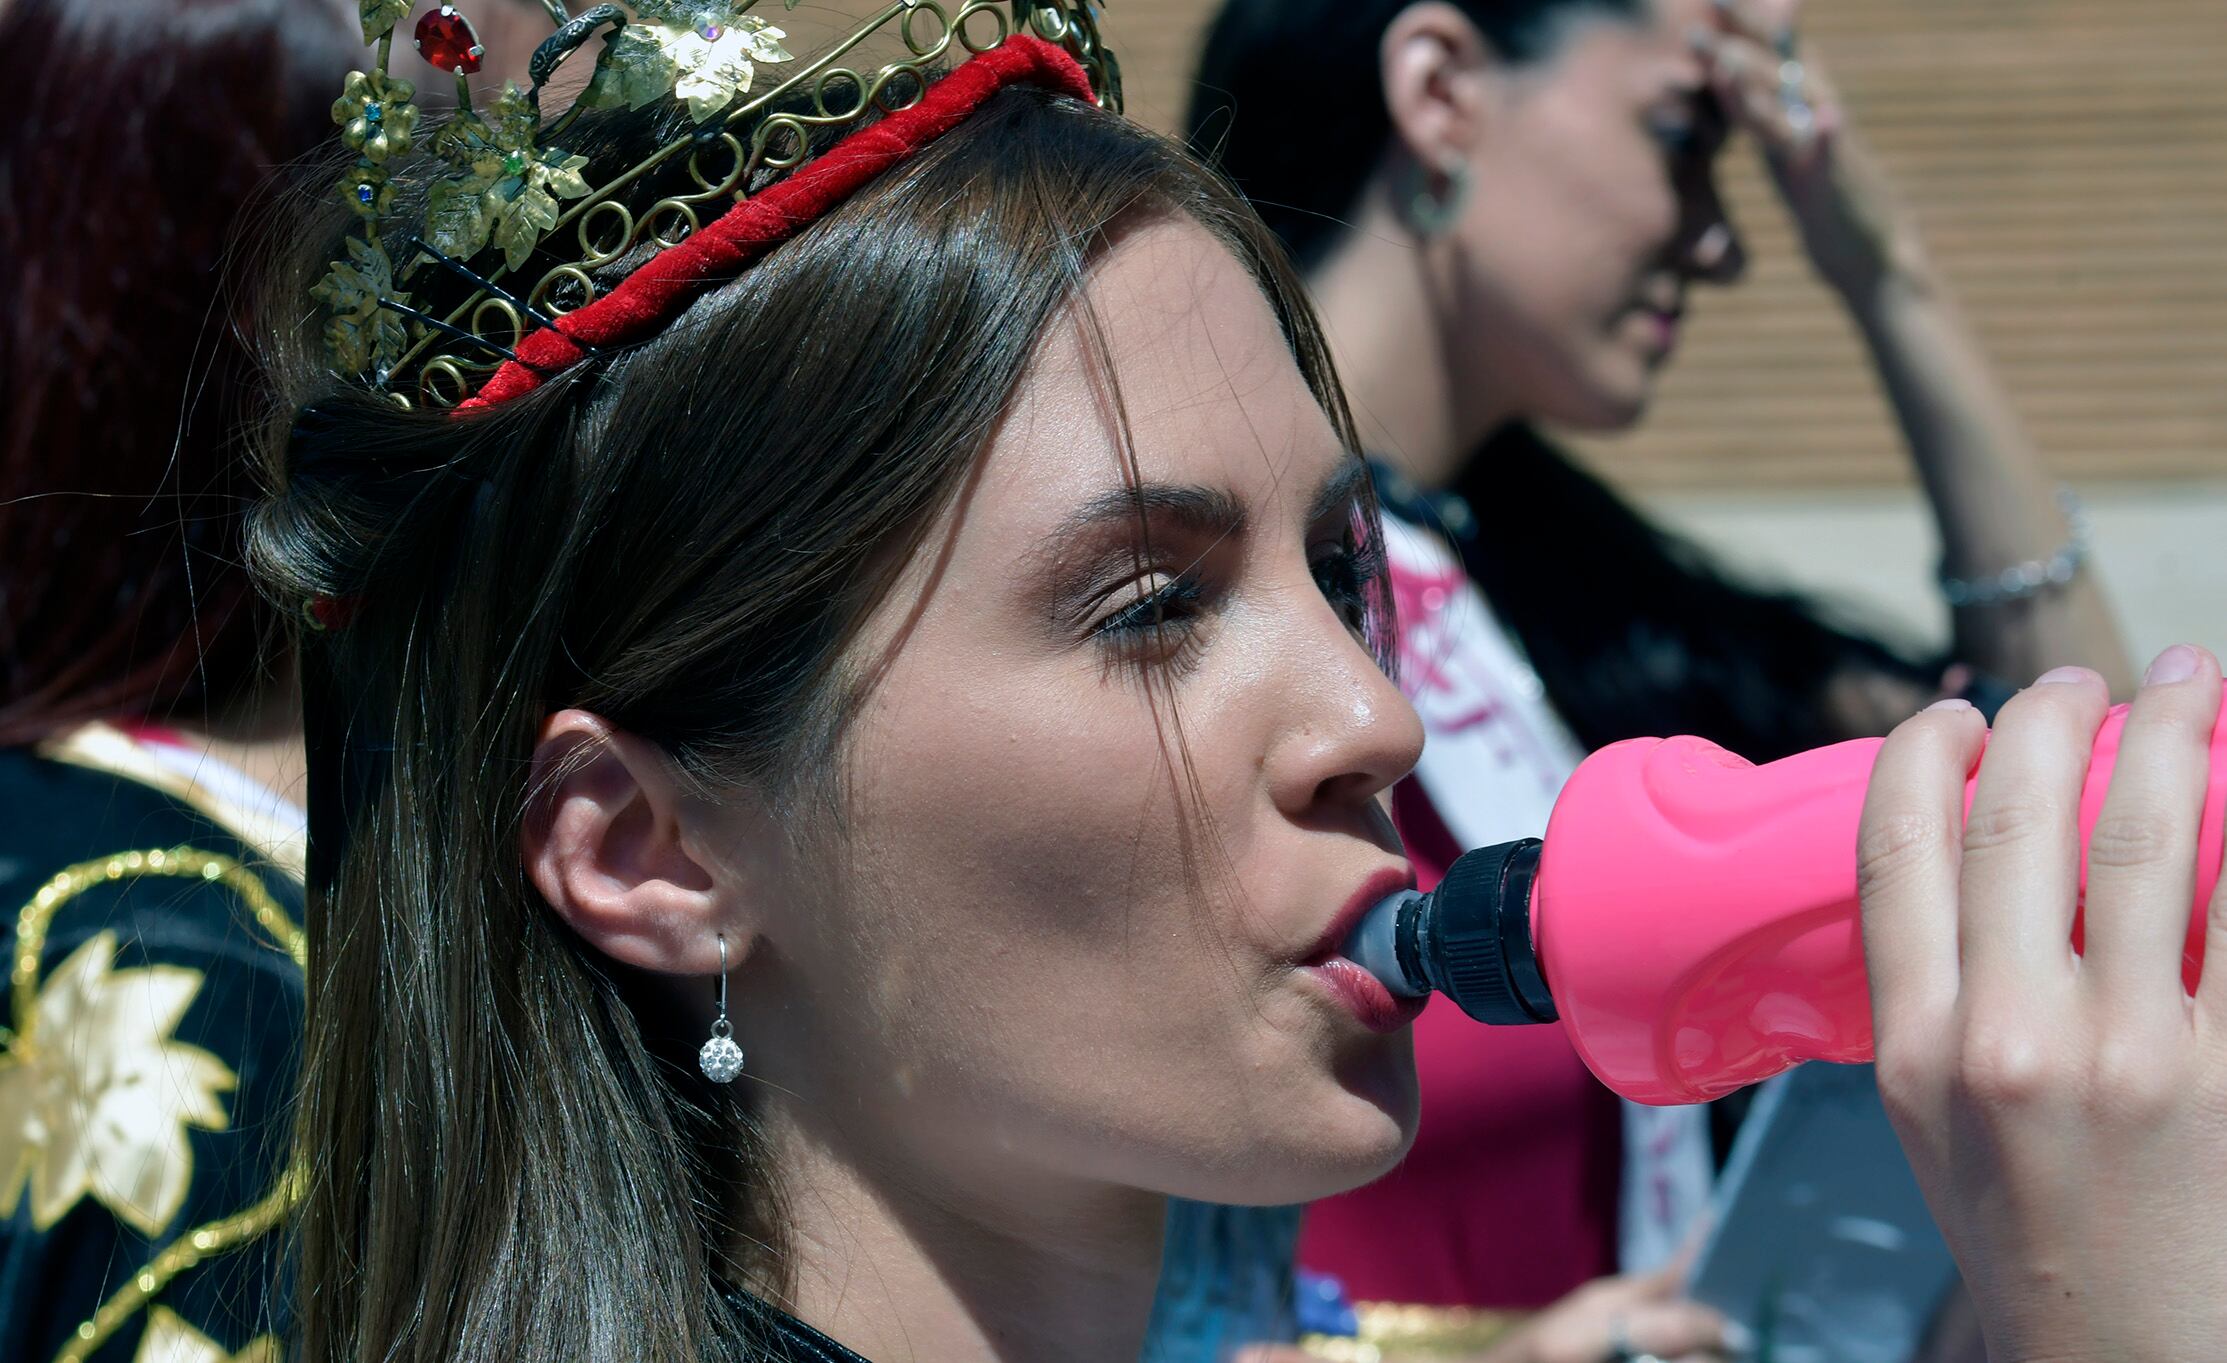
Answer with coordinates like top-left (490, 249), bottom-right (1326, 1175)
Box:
top-left (1042, 483), bottom-right (1248, 553)
top-left (1306, 460), bottom-right (1369, 527)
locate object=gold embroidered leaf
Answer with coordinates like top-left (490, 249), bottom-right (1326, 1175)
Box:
top-left (134, 1306), bottom-right (281, 1363)
top-left (0, 932), bottom-right (235, 1237)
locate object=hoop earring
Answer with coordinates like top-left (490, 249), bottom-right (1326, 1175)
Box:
top-left (1403, 154), bottom-right (1472, 239)
top-left (698, 933), bottom-right (746, 1083)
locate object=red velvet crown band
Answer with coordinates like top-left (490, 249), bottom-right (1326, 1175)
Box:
top-left (457, 36), bottom-right (1095, 412)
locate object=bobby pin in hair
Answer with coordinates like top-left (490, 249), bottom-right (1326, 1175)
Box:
top-left (375, 298), bottom-right (521, 363)
top-left (411, 243), bottom-right (579, 346)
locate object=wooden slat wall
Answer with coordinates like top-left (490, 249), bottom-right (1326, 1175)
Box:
top-left (1106, 0), bottom-right (2227, 490)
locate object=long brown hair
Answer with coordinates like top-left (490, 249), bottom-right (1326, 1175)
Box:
top-left (250, 72), bottom-right (1373, 1362)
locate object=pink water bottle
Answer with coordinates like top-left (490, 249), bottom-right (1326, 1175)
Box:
top-left (1345, 696), bottom-right (2227, 1105)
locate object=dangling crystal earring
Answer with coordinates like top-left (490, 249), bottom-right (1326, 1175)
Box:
top-left (1403, 153), bottom-right (1472, 239)
top-left (699, 933), bottom-right (746, 1083)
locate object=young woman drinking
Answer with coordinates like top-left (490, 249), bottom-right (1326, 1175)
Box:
top-left (248, 4), bottom-right (2221, 1360)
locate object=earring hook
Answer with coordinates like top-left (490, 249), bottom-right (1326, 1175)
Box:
top-left (713, 932), bottom-right (730, 1029)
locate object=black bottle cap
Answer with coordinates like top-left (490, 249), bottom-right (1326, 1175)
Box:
top-left (1424, 839), bottom-right (1557, 1025)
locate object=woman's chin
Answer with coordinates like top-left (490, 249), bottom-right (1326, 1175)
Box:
top-left (1253, 1065), bottom-right (1420, 1201)
top-left (1528, 353), bottom-right (1659, 434)
top-left (1553, 383), bottom-right (1654, 434)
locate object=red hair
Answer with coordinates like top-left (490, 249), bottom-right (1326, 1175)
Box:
top-left (0, 0), bottom-right (354, 743)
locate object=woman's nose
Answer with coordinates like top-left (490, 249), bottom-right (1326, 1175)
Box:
top-left (1268, 619), bottom-right (1426, 822)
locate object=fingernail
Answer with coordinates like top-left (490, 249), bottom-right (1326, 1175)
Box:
top-left (1722, 1320), bottom-right (1756, 1355)
top-left (1925, 697), bottom-right (1974, 713)
top-left (2146, 644), bottom-right (2201, 686)
top-left (2035, 665), bottom-right (2097, 686)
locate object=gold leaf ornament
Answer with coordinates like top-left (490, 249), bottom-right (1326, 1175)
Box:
top-left (332, 68), bottom-right (418, 163)
top-left (584, 6), bottom-right (793, 122)
top-left (426, 84), bottom-right (593, 269)
top-left (580, 25), bottom-right (679, 112)
top-left (423, 174), bottom-right (495, 261)
top-left (312, 236), bottom-right (410, 375)
top-left (0, 932), bottom-right (235, 1237)
top-left (358, 0), bottom-right (413, 44)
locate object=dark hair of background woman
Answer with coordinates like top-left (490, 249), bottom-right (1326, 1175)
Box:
top-left (1189, 0), bottom-right (1937, 762)
top-left (0, 0), bottom-right (355, 745)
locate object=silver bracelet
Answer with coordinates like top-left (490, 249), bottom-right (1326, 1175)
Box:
top-left (1939, 486), bottom-right (2091, 608)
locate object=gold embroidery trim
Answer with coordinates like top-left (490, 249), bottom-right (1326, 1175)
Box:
top-left (1300, 1302), bottom-right (1526, 1361)
top-left (57, 1163), bottom-right (305, 1363)
top-left (8, 848), bottom-right (308, 1363)
top-left (37, 724), bottom-right (308, 883)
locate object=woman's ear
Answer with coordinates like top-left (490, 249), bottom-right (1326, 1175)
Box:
top-left (1380, 2), bottom-right (1496, 169)
top-left (521, 709), bottom-right (747, 977)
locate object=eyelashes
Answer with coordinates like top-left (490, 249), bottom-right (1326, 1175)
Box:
top-left (1097, 572), bottom-right (1207, 639)
top-left (1089, 538), bottom-right (1385, 669)
top-left (1314, 539), bottom-right (1386, 633)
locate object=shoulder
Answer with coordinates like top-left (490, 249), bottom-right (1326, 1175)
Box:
top-left (0, 746), bottom-right (304, 987)
top-left (0, 745), bottom-right (301, 1363)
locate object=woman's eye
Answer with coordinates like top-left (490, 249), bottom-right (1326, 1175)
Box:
top-left (1649, 117), bottom-right (1698, 157)
top-left (1095, 572), bottom-right (1205, 639)
top-left (1312, 541), bottom-right (1383, 632)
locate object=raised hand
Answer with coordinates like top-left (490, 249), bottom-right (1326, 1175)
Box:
top-left (1688, 0), bottom-right (1917, 298)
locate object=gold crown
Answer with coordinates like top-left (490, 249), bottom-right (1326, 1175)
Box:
top-left (316, 0), bottom-right (1121, 409)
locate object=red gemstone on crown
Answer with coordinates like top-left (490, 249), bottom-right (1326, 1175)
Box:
top-left (414, 5), bottom-right (484, 74)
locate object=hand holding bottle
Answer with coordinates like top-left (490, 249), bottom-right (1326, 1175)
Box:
top-left (1859, 648), bottom-right (2227, 1361)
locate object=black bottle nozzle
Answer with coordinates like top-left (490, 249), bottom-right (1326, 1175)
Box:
top-left (1342, 839), bottom-right (1557, 1026)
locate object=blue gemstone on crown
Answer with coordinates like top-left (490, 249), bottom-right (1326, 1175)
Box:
top-left (700, 23), bottom-right (723, 40)
top-left (356, 184), bottom-right (376, 205)
top-left (364, 102), bottom-right (383, 124)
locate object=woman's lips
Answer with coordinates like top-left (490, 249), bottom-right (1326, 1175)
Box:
top-left (1294, 866), bottom-right (1420, 1032)
top-left (1302, 866), bottom-right (1417, 966)
top-left (1304, 956), bottom-right (1428, 1034)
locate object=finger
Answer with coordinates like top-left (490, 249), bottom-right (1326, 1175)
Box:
top-left (1958, 668), bottom-right (2112, 1003)
top-left (2081, 646), bottom-right (2222, 1002)
top-left (2190, 693), bottom-right (2227, 1025)
top-left (1860, 700), bottom-right (1986, 1038)
top-left (1624, 1300), bottom-right (1735, 1360)
top-left (1711, 0), bottom-right (1792, 51)
top-left (1692, 32), bottom-right (1816, 162)
top-left (1584, 1263), bottom-right (1682, 1311)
